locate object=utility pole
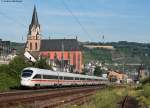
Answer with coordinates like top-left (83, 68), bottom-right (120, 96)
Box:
top-left (61, 42), bottom-right (64, 72)
top-left (102, 35), bottom-right (105, 44)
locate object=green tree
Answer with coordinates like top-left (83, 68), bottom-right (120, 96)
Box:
top-left (82, 68), bottom-right (88, 75)
top-left (34, 58), bottom-right (51, 69)
top-left (8, 56), bottom-right (31, 85)
top-left (94, 66), bottom-right (103, 76)
top-left (0, 56), bottom-right (31, 90)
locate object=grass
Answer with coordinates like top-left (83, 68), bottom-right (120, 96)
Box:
top-left (66, 87), bottom-right (127, 108)
top-left (66, 85), bottom-right (150, 108)
top-left (136, 84), bottom-right (150, 108)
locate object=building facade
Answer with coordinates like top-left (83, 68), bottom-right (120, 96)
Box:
top-left (25, 6), bottom-right (83, 73)
top-left (0, 39), bottom-right (11, 57)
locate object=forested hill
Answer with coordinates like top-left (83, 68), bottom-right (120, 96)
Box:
top-left (82, 41), bottom-right (150, 65)
top-left (11, 42), bottom-right (25, 54)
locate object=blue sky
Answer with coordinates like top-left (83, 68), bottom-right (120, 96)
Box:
top-left (0, 0), bottom-right (150, 43)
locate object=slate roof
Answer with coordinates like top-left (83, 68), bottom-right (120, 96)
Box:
top-left (31, 5), bottom-right (39, 27)
top-left (28, 5), bottom-right (40, 35)
top-left (40, 39), bottom-right (81, 51)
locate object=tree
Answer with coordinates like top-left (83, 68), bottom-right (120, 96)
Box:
top-left (94, 66), bottom-right (102, 76)
top-left (82, 68), bottom-right (88, 75)
top-left (34, 58), bottom-right (51, 69)
top-left (9, 56), bottom-right (31, 78)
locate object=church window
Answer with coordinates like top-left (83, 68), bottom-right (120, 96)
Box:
top-left (78, 53), bottom-right (80, 70)
top-left (35, 42), bottom-right (37, 50)
top-left (73, 53), bottom-right (76, 66)
top-left (30, 43), bottom-right (32, 50)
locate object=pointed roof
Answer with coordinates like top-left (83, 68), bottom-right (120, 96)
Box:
top-left (28, 5), bottom-right (40, 35)
top-left (31, 5), bottom-right (39, 26)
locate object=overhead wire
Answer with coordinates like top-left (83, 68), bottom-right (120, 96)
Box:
top-left (0, 9), bottom-right (49, 41)
top-left (59, 0), bottom-right (93, 41)
top-left (0, 10), bottom-right (27, 28)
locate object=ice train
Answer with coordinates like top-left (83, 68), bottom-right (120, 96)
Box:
top-left (21, 67), bottom-right (108, 87)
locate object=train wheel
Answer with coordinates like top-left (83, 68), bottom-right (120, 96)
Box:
top-left (35, 84), bottom-right (40, 89)
top-left (59, 84), bottom-right (62, 88)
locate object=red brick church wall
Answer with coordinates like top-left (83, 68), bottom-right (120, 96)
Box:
top-left (40, 51), bottom-right (83, 73)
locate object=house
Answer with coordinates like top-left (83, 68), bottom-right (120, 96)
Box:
top-left (138, 64), bottom-right (150, 80)
top-left (0, 39), bottom-right (11, 57)
top-left (25, 6), bottom-right (83, 73)
top-left (107, 70), bottom-right (128, 83)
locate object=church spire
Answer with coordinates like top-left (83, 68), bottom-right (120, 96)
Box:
top-left (28, 5), bottom-right (40, 35)
top-left (31, 5), bottom-right (39, 26)
top-left (26, 5), bottom-right (41, 52)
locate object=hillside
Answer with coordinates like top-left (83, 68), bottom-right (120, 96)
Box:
top-left (82, 41), bottom-right (150, 65)
top-left (11, 42), bottom-right (25, 54)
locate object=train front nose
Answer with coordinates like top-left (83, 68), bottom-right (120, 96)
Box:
top-left (21, 78), bottom-right (31, 87)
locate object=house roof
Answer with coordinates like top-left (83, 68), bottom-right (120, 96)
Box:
top-left (29, 51), bottom-right (40, 59)
top-left (40, 39), bottom-right (81, 51)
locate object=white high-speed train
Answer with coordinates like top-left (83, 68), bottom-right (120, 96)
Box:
top-left (21, 67), bottom-right (108, 87)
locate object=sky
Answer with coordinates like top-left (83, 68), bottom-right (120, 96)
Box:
top-left (0, 0), bottom-right (150, 43)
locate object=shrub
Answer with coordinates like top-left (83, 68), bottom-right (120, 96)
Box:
top-left (34, 58), bottom-right (51, 69)
top-left (142, 84), bottom-right (150, 98)
top-left (141, 77), bottom-right (150, 84)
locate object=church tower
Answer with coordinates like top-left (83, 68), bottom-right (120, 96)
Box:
top-left (25, 6), bottom-right (41, 52)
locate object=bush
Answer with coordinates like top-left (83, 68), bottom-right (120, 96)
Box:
top-left (34, 58), bottom-right (51, 69)
top-left (142, 84), bottom-right (150, 98)
top-left (141, 77), bottom-right (150, 84)
top-left (0, 56), bottom-right (31, 91)
top-left (94, 66), bottom-right (102, 76)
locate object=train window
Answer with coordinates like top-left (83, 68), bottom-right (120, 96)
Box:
top-left (64, 77), bottom-right (73, 80)
top-left (80, 78), bottom-right (85, 80)
top-left (80, 78), bottom-right (86, 80)
top-left (22, 72), bottom-right (32, 77)
top-left (22, 70), bottom-right (33, 77)
top-left (43, 75), bottom-right (58, 79)
top-left (59, 76), bottom-right (63, 80)
top-left (33, 74), bottom-right (41, 79)
top-left (75, 77), bottom-right (79, 80)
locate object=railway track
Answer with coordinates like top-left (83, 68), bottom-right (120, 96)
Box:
top-left (118, 95), bottom-right (139, 108)
top-left (0, 86), bottom-right (97, 97)
top-left (0, 86), bottom-right (104, 108)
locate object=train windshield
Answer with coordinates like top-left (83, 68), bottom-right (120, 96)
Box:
top-left (22, 70), bottom-right (33, 78)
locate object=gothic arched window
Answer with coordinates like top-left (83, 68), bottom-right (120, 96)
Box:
top-left (35, 42), bottom-right (37, 50)
top-left (30, 43), bottom-right (32, 50)
top-left (78, 53), bottom-right (80, 70)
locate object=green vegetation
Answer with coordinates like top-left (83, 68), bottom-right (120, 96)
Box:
top-left (34, 57), bottom-right (52, 69)
top-left (66, 87), bottom-right (127, 108)
top-left (83, 41), bottom-right (150, 65)
top-left (67, 83), bottom-right (150, 108)
top-left (11, 42), bottom-right (25, 55)
top-left (83, 48), bottom-right (112, 64)
top-left (136, 77), bottom-right (150, 107)
top-left (0, 56), bottom-right (30, 91)
top-left (87, 88), bottom-right (125, 108)
top-left (0, 56), bottom-right (50, 91)
top-left (94, 66), bottom-right (103, 76)
top-left (141, 77), bottom-right (150, 84)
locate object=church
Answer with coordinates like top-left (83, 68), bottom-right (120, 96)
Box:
top-left (25, 6), bottom-right (83, 73)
